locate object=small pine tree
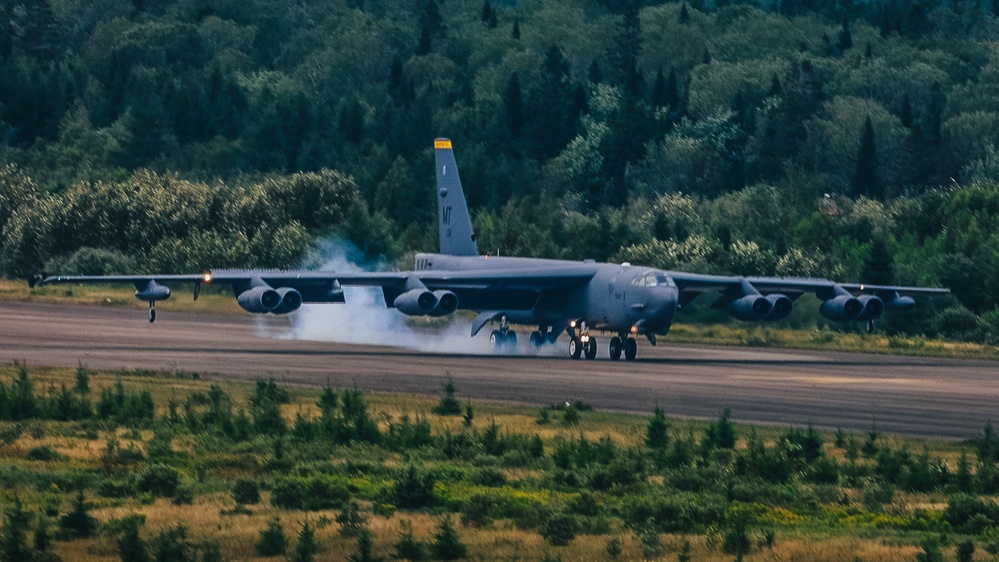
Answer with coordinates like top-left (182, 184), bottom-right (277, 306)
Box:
top-left (463, 403), bottom-right (474, 427)
top-left (290, 521), bottom-right (318, 562)
top-left (347, 529), bottom-right (382, 562)
top-left (837, 20), bottom-right (853, 50)
top-left (562, 404), bottom-right (579, 426)
top-left (394, 520), bottom-right (425, 561)
top-left (512, 17), bottom-right (520, 39)
top-left (956, 539), bottom-right (975, 562)
top-left (679, 2), bottom-right (690, 24)
top-left (540, 512), bottom-right (577, 546)
top-left (678, 539), bottom-right (692, 562)
top-left (605, 536), bottom-right (622, 559)
top-left (432, 377), bottom-right (462, 416)
top-left (336, 500), bottom-right (368, 537)
top-left (59, 490), bottom-right (97, 538)
top-left (915, 537), bottom-right (944, 562)
top-left (117, 519), bottom-right (150, 562)
top-left (646, 405), bottom-right (669, 449)
top-left (704, 408), bottom-right (736, 449)
top-left (429, 516), bottom-right (466, 560)
top-left (34, 515), bottom-right (52, 555)
top-left (256, 517), bottom-right (287, 556)
top-left (0, 497), bottom-right (32, 562)
top-left (75, 363), bottom-right (90, 394)
top-left (955, 450), bottom-right (974, 493)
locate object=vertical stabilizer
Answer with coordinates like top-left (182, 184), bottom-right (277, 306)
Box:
top-left (434, 138), bottom-right (479, 256)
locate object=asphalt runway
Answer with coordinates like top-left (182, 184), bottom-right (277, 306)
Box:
top-left (1, 300), bottom-right (996, 440)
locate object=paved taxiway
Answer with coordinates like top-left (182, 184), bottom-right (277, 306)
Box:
top-left (1, 300), bottom-right (996, 439)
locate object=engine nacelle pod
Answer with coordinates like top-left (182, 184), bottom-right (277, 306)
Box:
top-left (271, 287), bottom-right (303, 314)
top-left (135, 280), bottom-right (171, 302)
top-left (764, 294), bottom-right (793, 321)
top-left (237, 285), bottom-right (281, 313)
top-left (728, 295), bottom-right (773, 321)
top-left (393, 289), bottom-right (438, 316)
top-left (854, 294), bottom-right (884, 322)
top-left (885, 293), bottom-right (915, 311)
top-left (430, 290), bottom-right (458, 316)
top-left (819, 295), bottom-right (863, 322)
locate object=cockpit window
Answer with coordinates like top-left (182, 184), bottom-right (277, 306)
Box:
top-left (633, 271), bottom-right (673, 287)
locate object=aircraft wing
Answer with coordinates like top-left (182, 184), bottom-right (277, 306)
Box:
top-left (37, 265), bottom-right (596, 307)
top-left (668, 271), bottom-right (949, 309)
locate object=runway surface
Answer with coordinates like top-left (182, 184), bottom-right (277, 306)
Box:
top-left (1, 300), bottom-right (996, 439)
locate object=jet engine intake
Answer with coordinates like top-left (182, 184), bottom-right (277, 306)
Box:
top-left (764, 294), bottom-right (793, 321)
top-left (237, 285), bottom-right (281, 313)
top-left (819, 294), bottom-right (863, 322)
top-left (430, 290), bottom-right (459, 316)
top-left (854, 294), bottom-right (884, 321)
top-left (135, 280), bottom-right (171, 302)
top-left (728, 295), bottom-right (773, 321)
top-left (393, 288), bottom-right (438, 316)
top-left (271, 287), bottom-right (303, 314)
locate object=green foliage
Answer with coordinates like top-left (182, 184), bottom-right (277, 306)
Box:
top-left (646, 405), bottom-right (669, 449)
top-left (116, 518), bottom-right (150, 562)
top-left (540, 512), bottom-right (578, 546)
top-left (394, 520), bottom-right (426, 560)
top-left (432, 377), bottom-right (462, 416)
top-left (1, 496), bottom-right (32, 562)
top-left (271, 474), bottom-right (351, 511)
top-left (336, 500), bottom-right (368, 537)
top-left (429, 516), bottom-right (466, 561)
top-left (290, 521), bottom-right (319, 562)
top-left (391, 464), bottom-right (436, 510)
top-left (347, 529), bottom-right (382, 562)
top-left (704, 408), bottom-right (736, 450)
top-left (59, 490), bottom-right (97, 538)
top-left (137, 464), bottom-right (180, 498)
top-left (256, 517), bottom-right (287, 557)
top-left (150, 526), bottom-right (194, 562)
top-left (232, 479), bottom-right (260, 505)
top-left (916, 536), bottom-right (945, 562)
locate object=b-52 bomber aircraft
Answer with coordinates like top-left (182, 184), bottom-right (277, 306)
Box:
top-left (37, 138), bottom-right (949, 361)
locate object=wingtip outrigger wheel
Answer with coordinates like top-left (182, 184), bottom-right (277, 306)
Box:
top-left (148, 302), bottom-right (156, 323)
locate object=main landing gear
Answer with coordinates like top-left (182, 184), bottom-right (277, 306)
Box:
top-left (608, 334), bottom-right (638, 361)
top-left (489, 315), bottom-right (517, 352)
top-left (566, 321), bottom-right (599, 360)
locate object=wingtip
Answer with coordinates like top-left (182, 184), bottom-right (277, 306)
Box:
top-left (434, 138), bottom-right (452, 149)
top-left (27, 273), bottom-right (45, 288)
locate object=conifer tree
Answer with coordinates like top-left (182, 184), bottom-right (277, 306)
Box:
top-left (503, 73), bottom-right (524, 139)
top-left (852, 116), bottom-right (880, 199)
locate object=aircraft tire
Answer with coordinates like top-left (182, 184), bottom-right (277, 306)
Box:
top-left (584, 337), bottom-right (597, 360)
top-left (609, 337), bottom-right (622, 361)
top-left (530, 331), bottom-right (544, 347)
top-left (490, 330), bottom-right (502, 352)
top-left (568, 337), bottom-right (582, 359)
top-left (624, 337), bottom-right (637, 361)
top-left (149, 308), bottom-right (156, 323)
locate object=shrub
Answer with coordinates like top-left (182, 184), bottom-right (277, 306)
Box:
top-left (271, 474), bottom-right (351, 511)
top-left (256, 517), bottom-right (287, 556)
top-left (646, 405), bottom-right (669, 449)
top-left (170, 481), bottom-right (195, 505)
top-left (232, 479), bottom-right (260, 505)
top-left (471, 467), bottom-right (506, 487)
top-left (429, 516), bottom-right (466, 560)
top-left (916, 537), bottom-right (944, 562)
top-left (461, 494), bottom-right (494, 528)
top-left (137, 464), bottom-right (180, 497)
top-left (957, 539), bottom-right (975, 562)
top-left (540, 512), bottom-right (577, 546)
top-left (151, 526), bottom-right (193, 562)
top-left (25, 445), bottom-right (64, 462)
top-left (116, 518), bottom-right (149, 562)
top-left (391, 464), bottom-right (436, 509)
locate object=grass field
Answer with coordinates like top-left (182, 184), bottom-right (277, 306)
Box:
top-left (0, 363), bottom-right (995, 561)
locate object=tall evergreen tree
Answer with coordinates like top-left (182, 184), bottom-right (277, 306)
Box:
top-left (837, 19), bottom-right (853, 50)
top-left (503, 73), bottom-right (524, 139)
top-left (679, 2), bottom-right (691, 23)
top-left (526, 45), bottom-right (578, 159)
top-left (852, 116), bottom-right (881, 199)
top-left (416, 0), bottom-right (443, 54)
top-left (607, 0), bottom-right (644, 96)
top-left (512, 16), bottom-right (520, 39)
top-left (863, 237), bottom-right (895, 285)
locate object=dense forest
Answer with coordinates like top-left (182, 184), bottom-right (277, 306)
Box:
top-left (2, 0), bottom-right (999, 341)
